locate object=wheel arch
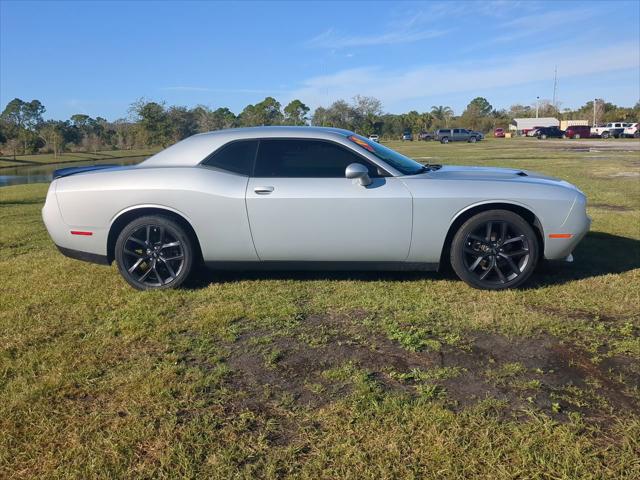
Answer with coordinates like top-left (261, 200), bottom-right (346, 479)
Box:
top-left (439, 202), bottom-right (544, 268)
top-left (107, 206), bottom-right (203, 265)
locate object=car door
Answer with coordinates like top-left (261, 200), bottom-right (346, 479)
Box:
top-left (452, 129), bottom-right (461, 141)
top-left (245, 138), bottom-right (413, 262)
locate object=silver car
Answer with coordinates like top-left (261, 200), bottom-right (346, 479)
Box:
top-left (42, 126), bottom-right (590, 290)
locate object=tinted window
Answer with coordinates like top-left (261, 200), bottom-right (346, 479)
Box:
top-left (254, 139), bottom-right (378, 178)
top-left (202, 140), bottom-right (258, 175)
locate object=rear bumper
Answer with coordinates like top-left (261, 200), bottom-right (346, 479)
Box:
top-left (57, 245), bottom-right (110, 265)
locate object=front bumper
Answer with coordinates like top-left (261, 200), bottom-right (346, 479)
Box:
top-left (544, 194), bottom-right (591, 260)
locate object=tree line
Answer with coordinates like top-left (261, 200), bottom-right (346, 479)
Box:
top-left (1, 95), bottom-right (638, 158)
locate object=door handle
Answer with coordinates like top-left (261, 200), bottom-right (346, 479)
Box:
top-left (254, 186), bottom-right (274, 195)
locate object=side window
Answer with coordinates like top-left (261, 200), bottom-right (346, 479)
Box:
top-left (254, 139), bottom-right (378, 178)
top-left (201, 140), bottom-right (258, 176)
top-left (453, 129), bottom-right (460, 134)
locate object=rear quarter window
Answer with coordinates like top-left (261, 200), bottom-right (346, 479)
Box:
top-left (201, 140), bottom-right (258, 176)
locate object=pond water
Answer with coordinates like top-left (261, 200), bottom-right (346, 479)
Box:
top-left (0, 156), bottom-right (148, 187)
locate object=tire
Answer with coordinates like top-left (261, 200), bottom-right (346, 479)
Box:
top-left (450, 210), bottom-right (539, 290)
top-left (469, 136), bottom-right (477, 143)
top-left (561, 134), bottom-right (566, 139)
top-left (441, 137), bottom-right (449, 144)
top-left (602, 131), bottom-right (610, 139)
top-left (541, 134), bottom-right (547, 140)
top-left (574, 134), bottom-right (581, 139)
top-left (115, 215), bottom-right (194, 290)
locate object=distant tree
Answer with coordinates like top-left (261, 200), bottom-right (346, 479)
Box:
top-left (39, 120), bottom-right (67, 157)
top-left (1, 98), bottom-right (46, 153)
top-left (211, 107), bottom-right (237, 129)
top-left (311, 106), bottom-right (329, 126)
top-left (130, 100), bottom-right (171, 146)
top-left (508, 104), bottom-right (533, 118)
top-left (167, 106), bottom-right (198, 142)
top-left (467, 97), bottom-right (493, 116)
top-left (283, 99), bottom-right (310, 126)
top-left (254, 97), bottom-right (283, 125)
top-left (352, 95), bottom-right (382, 134)
top-left (430, 105), bottom-right (453, 127)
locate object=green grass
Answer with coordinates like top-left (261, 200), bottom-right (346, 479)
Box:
top-left (1, 139), bottom-right (639, 478)
top-left (0, 148), bottom-right (159, 166)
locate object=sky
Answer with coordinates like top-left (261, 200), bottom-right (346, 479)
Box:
top-left (1, 0), bottom-right (639, 121)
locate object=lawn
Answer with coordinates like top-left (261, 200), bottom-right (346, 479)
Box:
top-left (0, 148), bottom-right (159, 167)
top-left (1, 138), bottom-right (639, 479)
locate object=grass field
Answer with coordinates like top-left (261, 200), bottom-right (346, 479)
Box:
top-left (1, 138), bottom-right (639, 479)
top-left (0, 148), bottom-right (159, 168)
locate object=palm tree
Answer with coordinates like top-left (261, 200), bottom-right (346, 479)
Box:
top-left (430, 105), bottom-right (454, 127)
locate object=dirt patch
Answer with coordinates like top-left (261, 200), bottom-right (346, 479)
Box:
top-left (218, 311), bottom-right (638, 430)
top-left (589, 203), bottom-right (633, 212)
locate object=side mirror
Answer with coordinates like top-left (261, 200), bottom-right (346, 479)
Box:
top-left (345, 163), bottom-right (372, 186)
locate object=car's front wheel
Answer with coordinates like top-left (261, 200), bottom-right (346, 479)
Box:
top-left (469, 136), bottom-right (477, 143)
top-left (602, 131), bottom-right (610, 139)
top-left (441, 137), bottom-right (449, 144)
top-left (115, 215), bottom-right (194, 290)
top-left (450, 210), bottom-right (539, 290)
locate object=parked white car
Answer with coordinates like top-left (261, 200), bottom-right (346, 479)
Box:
top-left (591, 122), bottom-right (627, 138)
top-left (623, 123), bottom-right (639, 138)
top-left (368, 134), bottom-right (380, 142)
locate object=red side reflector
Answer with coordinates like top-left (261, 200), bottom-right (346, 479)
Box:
top-left (71, 230), bottom-right (93, 236)
top-left (549, 233), bottom-right (573, 239)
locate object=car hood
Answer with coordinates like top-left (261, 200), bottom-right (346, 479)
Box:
top-left (413, 165), bottom-right (578, 189)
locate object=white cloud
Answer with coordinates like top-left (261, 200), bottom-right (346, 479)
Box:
top-left (307, 27), bottom-right (449, 49)
top-left (287, 42), bottom-right (640, 111)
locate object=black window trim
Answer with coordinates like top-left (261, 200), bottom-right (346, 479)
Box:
top-left (251, 137), bottom-right (392, 178)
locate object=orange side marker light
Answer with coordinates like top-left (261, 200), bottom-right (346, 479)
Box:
top-left (548, 233), bottom-right (573, 239)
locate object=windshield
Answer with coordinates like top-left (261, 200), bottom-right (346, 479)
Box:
top-left (347, 134), bottom-right (426, 175)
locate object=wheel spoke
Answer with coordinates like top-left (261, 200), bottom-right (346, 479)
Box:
top-left (161, 241), bottom-right (181, 249)
top-left (153, 266), bottom-right (163, 285)
top-left (485, 222), bottom-right (493, 241)
top-left (158, 226), bottom-right (165, 245)
top-left (502, 235), bottom-right (524, 245)
top-left (128, 237), bottom-right (146, 248)
top-left (123, 248), bottom-right (143, 258)
top-left (464, 246), bottom-right (482, 255)
top-left (503, 249), bottom-right (528, 258)
top-left (468, 256), bottom-right (483, 271)
top-left (499, 222), bottom-right (507, 242)
top-left (500, 253), bottom-right (521, 275)
top-left (160, 257), bottom-right (176, 279)
top-left (468, 234), bottom-right (488, 244)
top-left (145, 225), bottom-right (151, 243)
top-left (162, 254), bottom-right (184, 261)
top-left (128, 257), bottom-right (144, 273)
top-left (494, 263), bottom-right (506, 283)
top-left (139, 267), bottom-right (153, 282)
top-left (479, 258), bottom-right (495, 280)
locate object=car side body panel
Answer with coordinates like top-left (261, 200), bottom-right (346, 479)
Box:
top-left (51, 166), bottom-right (258, 261)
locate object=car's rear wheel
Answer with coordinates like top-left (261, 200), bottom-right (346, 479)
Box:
top-left (602, 131), bottom-right (610, 139)
top-left (469, 136), bottom-right (477, 143)
top-left (540, 134), bottom-right (547, 140)
top-left (450, 210), bottom-right (539, 290)
top-left (115, 215), bottom-right (193, 290)
top-left (441, 137), bottom-right (449, 144)
top-left (574, 134), bottom-right (581, 139)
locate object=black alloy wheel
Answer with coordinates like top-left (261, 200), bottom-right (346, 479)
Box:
top-left (451, 210), bottom-right (539, 290)
top-left (115, 215), bottom-right (193, 290)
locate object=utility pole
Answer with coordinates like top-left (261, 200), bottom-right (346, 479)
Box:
top-left (593, 98), bottom-right (597, 126)
top-left (552, 65), bottom-right (558, 111)
top-left (536, 96), bottom-right (540, 118)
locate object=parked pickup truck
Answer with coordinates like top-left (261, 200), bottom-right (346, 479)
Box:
top-left (591, 122), bottom-right (628, 138)
top-left (435, 128), bottom-right (482, 144)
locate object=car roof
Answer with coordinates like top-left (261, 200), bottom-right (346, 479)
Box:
top-left (141, 126), bottom-right (355, 167)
